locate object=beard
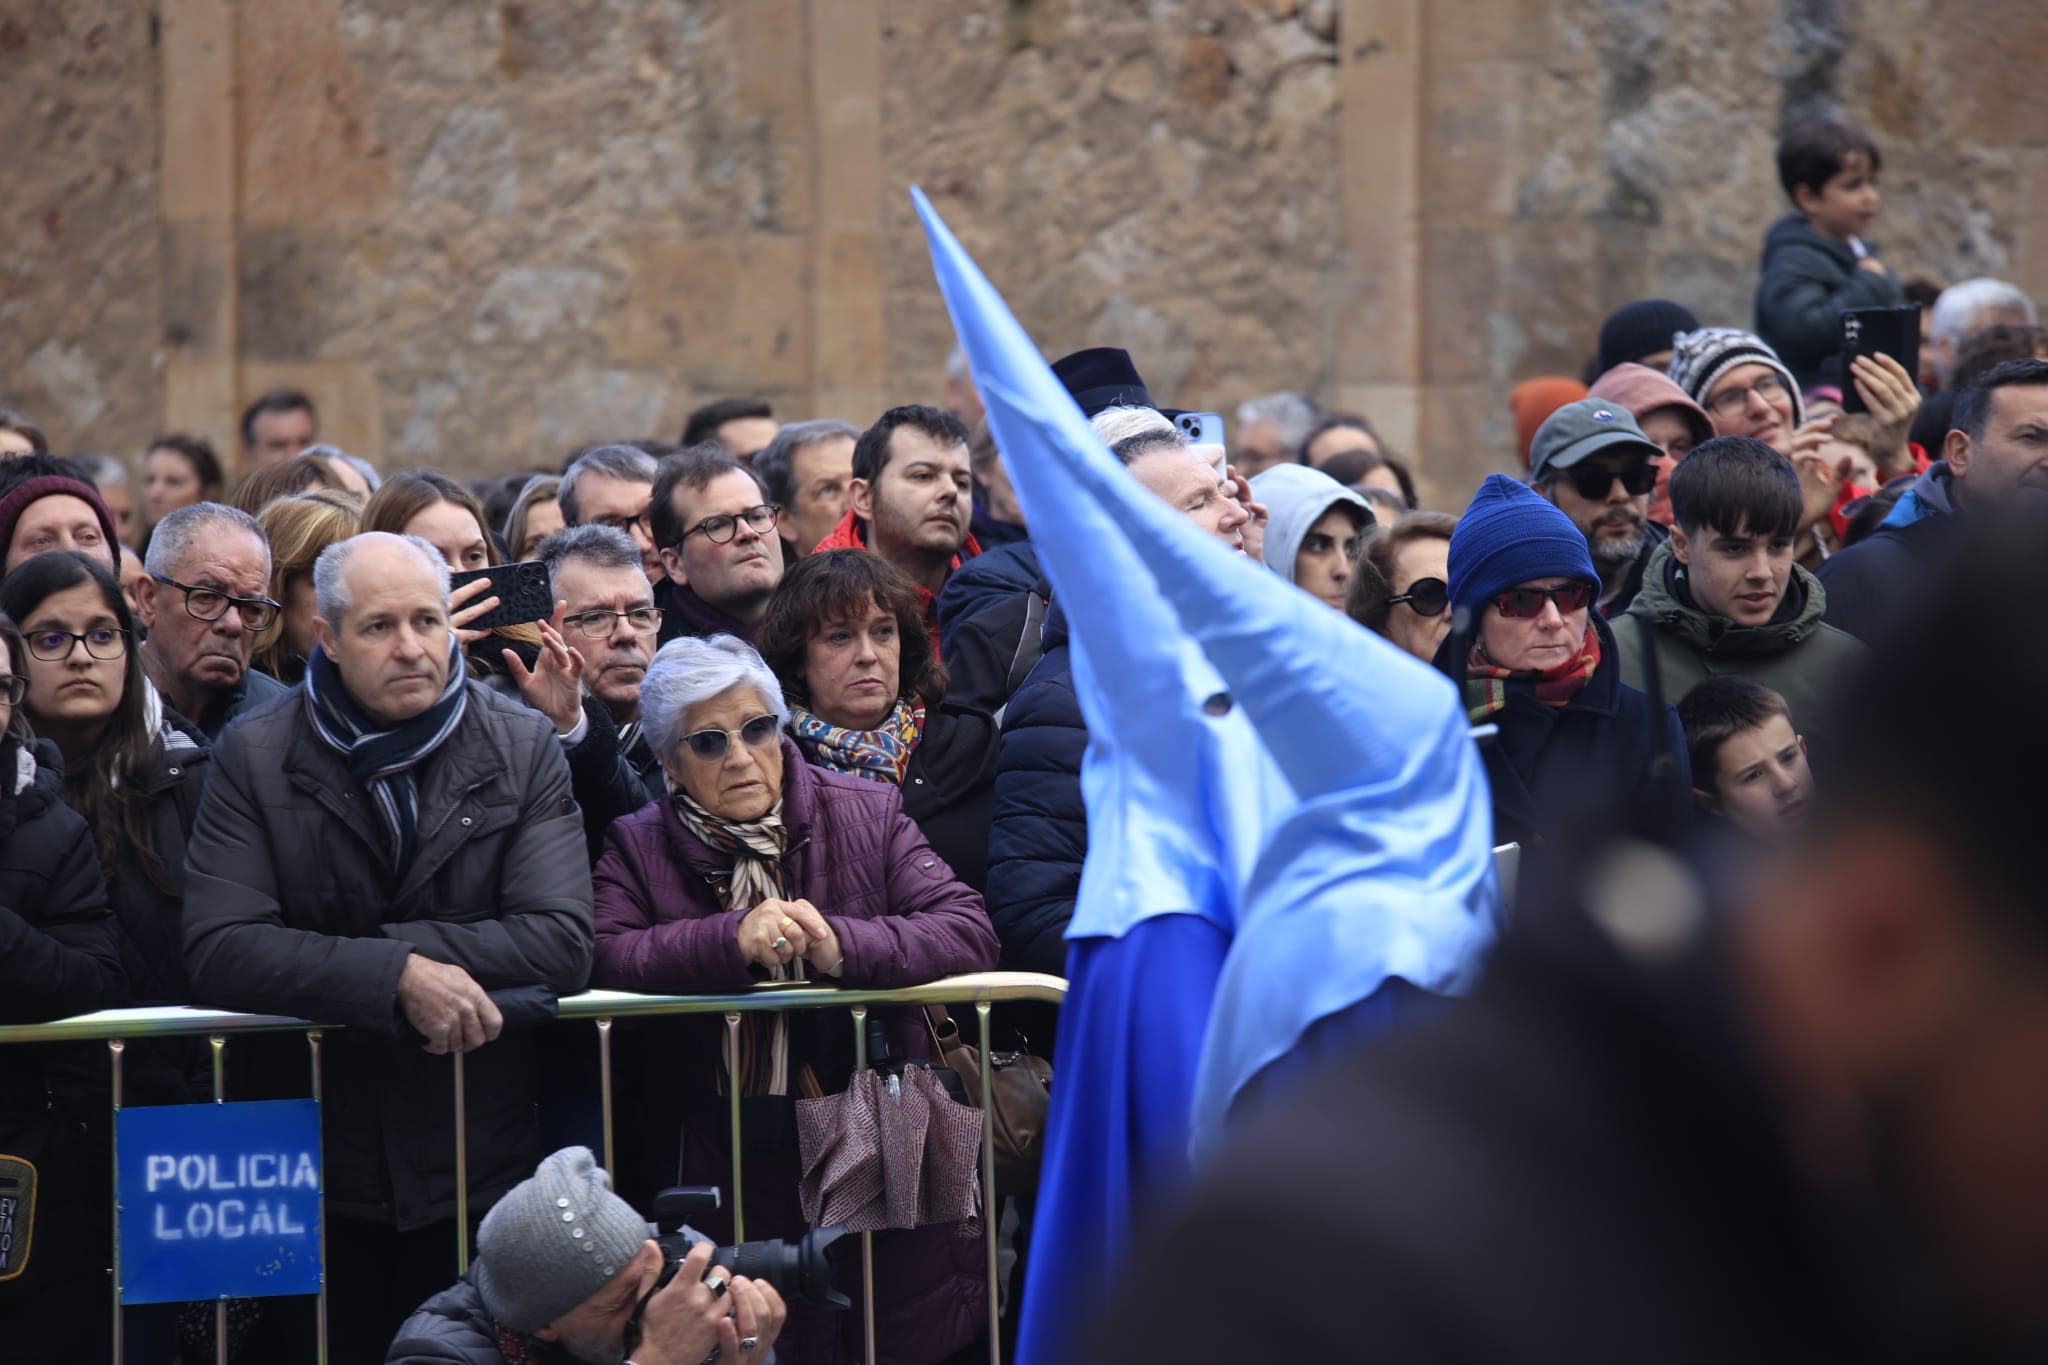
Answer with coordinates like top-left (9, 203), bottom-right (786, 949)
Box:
top-left (1589, 522), bottom-right (1651, 569)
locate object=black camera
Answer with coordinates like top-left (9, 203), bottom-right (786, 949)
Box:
top-left (639, 1186), bottom-right (851, 1314)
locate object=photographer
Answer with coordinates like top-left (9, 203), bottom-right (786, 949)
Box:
top-left (388, 1146), bottom-right (786, 1364)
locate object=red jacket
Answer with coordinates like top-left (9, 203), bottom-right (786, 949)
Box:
top-left (814, 510), bottom-right (982, 659)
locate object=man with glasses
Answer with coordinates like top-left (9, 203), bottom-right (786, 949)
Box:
top-left (536, 523), bottom-right (669, 802)
top-left (1528, 399), bottom-right (1670, 617)
top-left (646, 446), bottom-right (787, 647)
top-left (558, 444), bottom-right (662, 585)
top-left (133, 502), bottom-right (286, 737)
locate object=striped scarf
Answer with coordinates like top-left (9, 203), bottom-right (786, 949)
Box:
top-left (788, 697), bottom-right (926, 785)
top-left (1463, 623), bottom-right (1602, 724)
top-left (303, 634), bottom-right (469, 878)
top-left (669, 785), bottom-right (800, 1096)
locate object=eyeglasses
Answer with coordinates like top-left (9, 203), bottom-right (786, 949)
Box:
top-left (0, 676), bottom-right (24, 705)
top-left (1386, 577), bottom-right (1449, 618)
top-left (1560, 461), bottom-right (1657, 502)
top-left (1492, 582), bottom-right (1594, 619)
top-left (25, 626), bottom-right (131, 662)
top-left (680, 504), bottom-right (780, 546)
top-left (1703, 371), bottom-right (1787, 420)
top-left (678, 713), bottom-right (782, 763)
top-left (562, 606), bottom-right (663, 639)
top-left (150, 575), bottom-right (282, 632)
top-left (591, 511), bottom-right (650, 536)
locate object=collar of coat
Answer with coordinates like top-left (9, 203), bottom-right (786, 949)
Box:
top-left (1629, 539), bottom-right (1826, 657)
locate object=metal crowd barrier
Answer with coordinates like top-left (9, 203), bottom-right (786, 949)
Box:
top-left (0, 970), bottom-right (1067, 1365)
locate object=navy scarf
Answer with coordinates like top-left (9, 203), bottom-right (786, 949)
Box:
top-left (303, 635), bottom-right (469, 878)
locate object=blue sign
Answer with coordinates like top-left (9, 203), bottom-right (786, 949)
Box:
top-left (116, 1100), bottom-right (323, 1305)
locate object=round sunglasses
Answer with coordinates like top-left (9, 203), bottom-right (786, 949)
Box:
top-left (678, 713), bottom-right (782, 763)
top-left (1387, 577), bottom-right (1449, 618)
top-left (1559, 461), bottom-right (1657, 502)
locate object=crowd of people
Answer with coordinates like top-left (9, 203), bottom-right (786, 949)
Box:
top-left (0, 109), bottom-right (2045, 1364)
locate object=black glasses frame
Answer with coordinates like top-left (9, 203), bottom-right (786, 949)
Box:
top-left (150, 575), bottom-right (282, 631)
top-left (562, 606), bottom-right (664, 639)
top-left (23, 626), bottom-right (132, 662)
top-left (678, 713), bottom-right (783, 763)
top-left (0, 675), bottom-right (25, 705)
top-left (1386, 577), bottom-right (1450, 618)
top-left (1562, 461), bottom-right (1657, 502)
top-left (680, 504), bottom-right (782, 546)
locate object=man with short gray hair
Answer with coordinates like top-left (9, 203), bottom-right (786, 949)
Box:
top-left (560, 443), bottom-right (661, 585)
top-left (749, 419), bottom-right (858, 562)
top-left (1930, 278), bottom-right (2039, 388)
top-left (1234, 391), bottom-right (1321, 478)
top-left (183, 530), bottom-right (595, 1363)
top-left (135, 501), bottom-right (287, 737)
top-left (538, 523), bottom-right (667, 800)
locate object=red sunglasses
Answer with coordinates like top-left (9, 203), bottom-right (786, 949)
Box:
top-left (1492, 582), bottom-right (1594, 619)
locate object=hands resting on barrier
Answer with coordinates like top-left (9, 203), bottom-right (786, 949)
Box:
top-left (397, 954), bottom-right (504, 1055)
top-left (738, 898), bottom-right (843, 978)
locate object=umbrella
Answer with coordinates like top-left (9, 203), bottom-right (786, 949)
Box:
top-left (797, 1067), bottom-right (982, 1233)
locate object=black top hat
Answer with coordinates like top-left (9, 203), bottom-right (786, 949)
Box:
top-left (1051, 347), bottom-right (1160, 417)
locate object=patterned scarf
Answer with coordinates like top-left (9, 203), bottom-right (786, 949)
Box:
top-left (1463, 623), bottom-right (1603, 724)
top-left (303, 634), bottom-right (469, 878)
top-left (789, 697), bottom-right (927, 785)
top-left (669, 783), bottom-right (800, 1096)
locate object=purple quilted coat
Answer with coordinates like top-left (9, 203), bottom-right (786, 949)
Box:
top-left (592, 739), bottom-right (999, 1365)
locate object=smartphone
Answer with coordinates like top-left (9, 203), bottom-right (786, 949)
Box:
top-left (448, 560), bottom-right (555, 631)
top-left (1174, 411), bottom-right (1224, 447)
top-left (1838, 305), bottom-right (1920, 414)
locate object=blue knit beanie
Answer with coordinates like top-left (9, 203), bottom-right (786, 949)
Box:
top-left (1448, 474), bottom-right (1599, 614)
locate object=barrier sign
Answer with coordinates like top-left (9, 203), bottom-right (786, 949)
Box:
top-left (116, 1100), bottom-right (322, 1305)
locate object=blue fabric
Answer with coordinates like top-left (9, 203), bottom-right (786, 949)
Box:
top-left (1879, 460), bottom-right (1957, 530)
top-left (1014, 917), bottom-right (1231, 1365)
top-left (1448, 474), bottom-right (1600, 614)
top-left (984, 612), bottom-right (1085, 978)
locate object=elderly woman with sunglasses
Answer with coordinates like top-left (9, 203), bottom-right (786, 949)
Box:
top-left (1347, 510), bottom-right (1458, 662)
top-left (1438, 476), bottom-right (1691, 850)
top-left (590, 633), bottom-right (997, 1365)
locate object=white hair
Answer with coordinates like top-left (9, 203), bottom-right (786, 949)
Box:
top-left (1932, 278), bottom-right (2039, 380)
top-left (144, 501), bottom-right (269, 577)
top-left (71, 453), bottom-right (128, 490)
top-left (639, 634), bottom-right (789, 762)
top-left (1236, 391), bottom-right (1321, 452)
top-left (313, 531), bottom-right (451, 625)
top-left (1090, 405), bottom-right (1177, 445)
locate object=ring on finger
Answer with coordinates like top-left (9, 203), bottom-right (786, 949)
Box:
top-left (739, 1337), bottom-right (759, 1351)
top-left (706, 1273), bottom-right (728, 1298)
top-left (772, 936), bottom-right (789, 951)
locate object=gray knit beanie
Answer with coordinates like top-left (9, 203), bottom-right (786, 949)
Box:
top-left (474, 1146), bottom-right (652, 1333)
top-left (1665, 327), bottom-right (1806, 429)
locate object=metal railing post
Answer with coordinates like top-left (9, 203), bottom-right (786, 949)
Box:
top-left (597, 1017), bottom-right (615, 1176)
top-left (210, 1034), bottom-right (228, 1365)
top-left (977, 1001), bottom-right (1000, 1364)
top-left (454, 1049), bottom-right (470, 1273)
top-left (851, 1004), bottom-right (876, 1365)
top-left (108, 1038), bottom-right (124, 1362)
top-left (724, 1013), bottom-right (744, 1242)
top-left (308, 1029), bottom-right (328, 1365)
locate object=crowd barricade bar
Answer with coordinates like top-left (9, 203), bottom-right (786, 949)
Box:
top-left (8, 972), bottom-right (1067, 1365)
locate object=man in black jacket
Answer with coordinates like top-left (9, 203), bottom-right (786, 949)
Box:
top-left (183, 531), bottom-right (594, 1364)
top-left (1094, 507), bottom-right (2048, 1363)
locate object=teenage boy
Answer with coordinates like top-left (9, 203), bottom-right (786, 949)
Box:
top-left (1753, 118), bottom-right (1907, 389)
top-left (1676, 675), bottom-right (1816, 845)
top-left (1615, 436), bottom-right (1863, 765)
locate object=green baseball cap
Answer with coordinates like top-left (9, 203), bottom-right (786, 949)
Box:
top-left (1528, 398), bottom-right (1665, 483)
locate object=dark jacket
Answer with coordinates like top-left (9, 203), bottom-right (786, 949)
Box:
top-left (656, 577), bottom-right (761, 647)
top-left (1816, 462), bottom-right (1967, 644)
top-left (935, 542), bottom-right (1041, 644)
top-left (1438, 612), bottom-right (1692, 851)
top-left (590, 740), bottom-right (997, 1365)
top-left (935, 542), bottom-right (1045, 718)
top-left (195, 664), bottom-right (289, 740)
top-left (182, 682), bottom-right (595, 1230)
top-left (1091, 887), bottom-right (1967, 1365)
top-left (1617, 540), bottom-right (1866, 763)
top-left (1754, 212), bottom-right (1906, 389)
top-left (0, 736), bottom-right (124, 1033)
top-left (983, 604), bottom-right (1084, 979)
top-left (623, 721), bottom-right (666, 804)
top-left (384, 1271), bottom-right (509, 1365)
top-left (899, 700), bottom-right (1001, 893)
top-left (1600, 520), bottom-right (1668, 620)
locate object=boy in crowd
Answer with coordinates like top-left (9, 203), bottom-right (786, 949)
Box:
top-left (1677, 675), bottom-right (1815, 845)
top-left (1754, 119), bottom-right (1906, 388)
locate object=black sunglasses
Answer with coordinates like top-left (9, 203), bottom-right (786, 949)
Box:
top-left (1561, 461), bottom-right (1657, 502)
top-left (678, 713), bottom-right (782, 763)
top-left (1492, 582), bottom-right (1594, 619)
top-left (1387, 577), bottom-right (1449, 618)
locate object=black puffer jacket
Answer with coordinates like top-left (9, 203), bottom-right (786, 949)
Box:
top-left (899, 698), bottom-right (1001, 892)
top-left (183, 683), bottom-right (595, 1230)
top-left (983, 604), bottom-right (1084, 979)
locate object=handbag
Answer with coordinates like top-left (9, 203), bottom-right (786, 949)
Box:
top-left (922, 1004), bottom-right (1053, 1184)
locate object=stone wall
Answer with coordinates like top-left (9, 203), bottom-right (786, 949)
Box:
top-left (1, 0), bottom-right (2042, 505)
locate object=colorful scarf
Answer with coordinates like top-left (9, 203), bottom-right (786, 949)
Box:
top-left (1463, 623), bottom-right (1602, 724)
top-left (669, 783), bottom-right (799, 1096)
top-left (789, 698), bottom-right (927, 785)
top-left (303, 634), bottom-right (469, 877)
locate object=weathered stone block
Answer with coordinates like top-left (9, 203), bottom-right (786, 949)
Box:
top-left (611, 235), bottom-right (813, 392)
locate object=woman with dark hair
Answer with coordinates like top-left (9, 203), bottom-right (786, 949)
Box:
top-left (364, 470), bottom-right (651, 860)
top-left (225, 450), bottom-right (342, 516)
top-left (1301, 415), bottom-right (1421, 508)
top-left (1347, 510), bottom-right (1458, 662)
top-left (0, 594), bottom-right (128, 1361)
top-left (140, 434), bottom-right (225, 547)
top-left (756, 549), bottom-right (1001, 889)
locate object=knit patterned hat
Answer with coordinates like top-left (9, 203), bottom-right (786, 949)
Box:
top-left (1665, 328), bottom-right (1806, 429)
top-left (1448, 474), bottom-right (1599, 615)
top-left (474, 1147), bottom-right (651, 1334)
top-left (0, 476), bottom-right (121, 564)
